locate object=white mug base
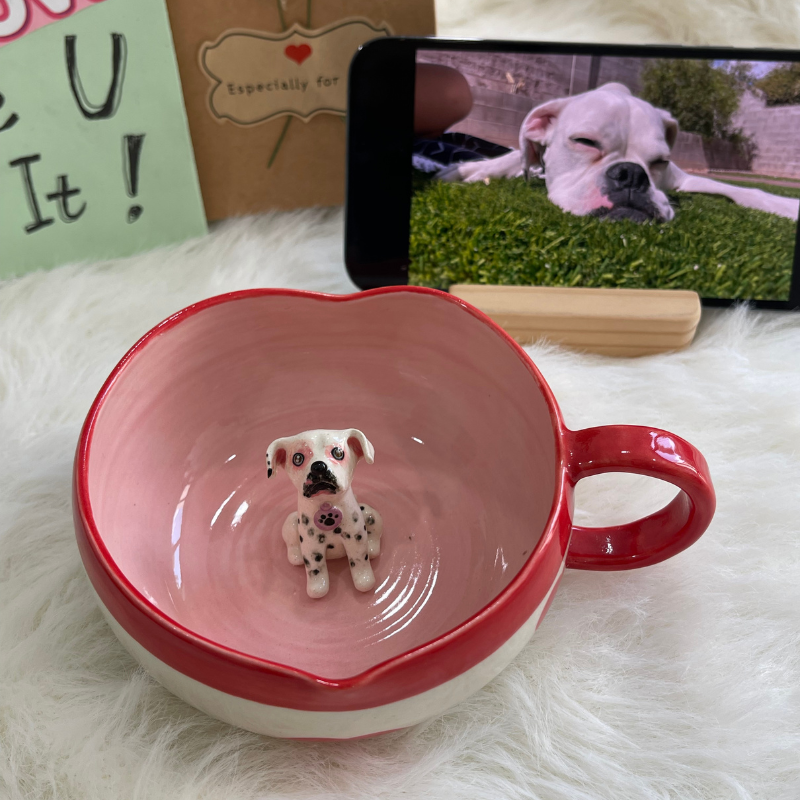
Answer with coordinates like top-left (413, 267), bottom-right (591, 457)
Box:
top-left (90, 562), bottom-right (563, 739)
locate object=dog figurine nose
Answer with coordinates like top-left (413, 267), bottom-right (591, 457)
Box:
top-left (310, 460), bottom-right (327, 474)
top-left (606, 161), bottom-right (649, 193)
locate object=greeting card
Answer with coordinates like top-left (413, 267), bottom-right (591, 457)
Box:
top-left (0, 0), bottom-right (207, 278)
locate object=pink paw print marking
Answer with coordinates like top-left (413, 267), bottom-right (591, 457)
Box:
top-left (314, 502), bottom-right (343, 530)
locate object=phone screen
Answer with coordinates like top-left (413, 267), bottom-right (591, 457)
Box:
top-left (408, 48), bottom-right (800, 304)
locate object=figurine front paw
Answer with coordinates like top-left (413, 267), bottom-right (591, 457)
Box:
top-left (306, 567), bottom-right (329, 598)
top-left (361, 504), bottom-right (383, 557)
top-left (282, 513), bottom-right (304, 565)
top-left (349, 559), bottom-right (376, 592)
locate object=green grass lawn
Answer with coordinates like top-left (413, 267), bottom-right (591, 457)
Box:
top-left (409, 172), bottom-right (800, 300)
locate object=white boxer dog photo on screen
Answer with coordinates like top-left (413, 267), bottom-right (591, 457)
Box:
top-left (439, 83), bottom-right (800, 223)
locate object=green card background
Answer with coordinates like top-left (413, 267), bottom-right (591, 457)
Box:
top-left (0, 0), bottom-right (207, 279)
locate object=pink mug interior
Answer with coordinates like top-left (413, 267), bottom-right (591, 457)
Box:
top-left (86, 291), bottom-right (558, 678)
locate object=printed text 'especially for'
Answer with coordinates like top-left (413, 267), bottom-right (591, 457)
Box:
top-left (226, 75), bottom-right (341, 95)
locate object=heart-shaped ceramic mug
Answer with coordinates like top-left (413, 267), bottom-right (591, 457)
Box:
top-left (73, 287), bottom-right (715, 739)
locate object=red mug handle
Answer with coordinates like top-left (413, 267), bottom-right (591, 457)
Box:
top-left (565, 426), bottom-right (716, 570)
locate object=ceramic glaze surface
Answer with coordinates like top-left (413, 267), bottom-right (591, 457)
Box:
top-left (86, 293), bottom-right (557, 678)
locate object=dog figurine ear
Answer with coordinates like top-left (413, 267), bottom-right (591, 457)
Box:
top-left (266, 437), bottom-right (290, 478)
top-left (519, 97), bottom-right (570, 178)
top-left (345, 429), bottom-right (375, 465)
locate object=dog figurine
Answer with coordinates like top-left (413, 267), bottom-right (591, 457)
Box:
top-left (266, 428), bottom-right (383, 599)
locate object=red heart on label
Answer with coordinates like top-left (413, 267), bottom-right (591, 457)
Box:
top-left (285, 44), bottom-right (312, 65)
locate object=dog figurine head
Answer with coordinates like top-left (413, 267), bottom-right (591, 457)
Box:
top-left (266, 428), bottom-right (374, 500)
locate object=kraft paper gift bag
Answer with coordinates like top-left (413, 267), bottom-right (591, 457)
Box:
top-left (165, 0), bottom-right (436, 219)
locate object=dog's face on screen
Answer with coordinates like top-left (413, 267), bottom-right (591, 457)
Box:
top-left (520, 83), bottom-right (678, 222)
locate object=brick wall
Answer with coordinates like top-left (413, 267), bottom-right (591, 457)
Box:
top-left (417, 51), bottom-right (573, 102)
top-left (733, 91), bottom-right (800, 179)
top-left (416, 53), bottom-right (800, 178)
top-left (418, 52), bottom-right (646, 146)
top-left (595, 57), bottom-right (644, 96)
top-left (671, 132), bottom-right (707, 172)
top-left (447, 87), bottom-right (532, 148)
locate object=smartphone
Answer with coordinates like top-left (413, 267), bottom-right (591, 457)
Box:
top-left (345, 37), bottom-right (800, 309)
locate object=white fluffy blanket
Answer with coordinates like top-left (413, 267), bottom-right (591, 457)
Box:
top-left (2, 2), bottom-right (800, 798)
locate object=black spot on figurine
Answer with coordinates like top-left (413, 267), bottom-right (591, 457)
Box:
top-left (311, 569), bottom-right (320, 576)
top-left (301, 515), bottom-right (309, 525)
top-left (314, 553), bottom-right (323, 562)
top-left (318, 534), bottom-right (325, 543)
top-left (349, 560), bottom-right (355, 567)
top-left (352, 512), bottom-right (358, 522)
top-left (334, 526), bottom-right (341, 533)
top-left (364, 554), bottom-right (369, 560)
top-left (367, 515), bottom-right (374, 525)
top-left (267, 468), bottom-right (273, 478)
top-left (299, 535), bottom-right (303, 542)
top-left (360, 505), bottom-right (364, 510)
top-left (303, 557), bottom-right (309, 565)
top-left (356, 534), bottom-right (362, 541)
top-left (327, 543), bottom-right (334, 549)
top-left (346, 533), bottom-right (351, 538)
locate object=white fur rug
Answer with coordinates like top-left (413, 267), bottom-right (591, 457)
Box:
top-left (2, 2), bottom-right (800, 798)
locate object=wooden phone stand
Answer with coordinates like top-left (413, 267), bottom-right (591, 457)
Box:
top-left (449, 284), bottom-right (702, 357)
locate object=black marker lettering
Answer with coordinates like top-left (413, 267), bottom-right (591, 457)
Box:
top-left (123, 133), bottom-right (145, 222)
top-left (9, 155), bottom-right (54, 234)
top-left (0, 92), bottom-right (19, 132)
top-left (46, 175), bottom-right (86, 223)
top-left (65, 33), bottom-right (127, 120)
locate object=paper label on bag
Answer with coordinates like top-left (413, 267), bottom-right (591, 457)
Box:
top-left (199, 18), bottom-right (392, 126)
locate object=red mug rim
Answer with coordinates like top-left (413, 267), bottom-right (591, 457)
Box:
top-left (73, 286), bottom-right (571, 691)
